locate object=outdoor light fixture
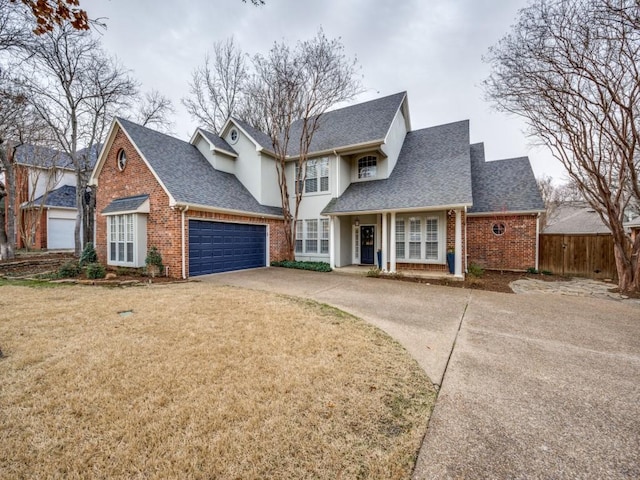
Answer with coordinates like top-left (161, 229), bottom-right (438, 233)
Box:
top-left (354, 217), bottom-right (360, 226)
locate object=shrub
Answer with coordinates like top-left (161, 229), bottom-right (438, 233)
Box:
top-left (270, 260), bottom-right (332, 272)
top-left (79, 242), bottom-right (98, 267)
top-left (85, 262), bottom-right (106, 279)
top-left (145, 247), bottom-right (164, 277)
top-left (366, 267), bottom-right (381, 277)
top-left (526, 267), bottom-right (539, 274)
top-left (58, 261), bottom-right (81, 278)
top-left (467, 263), bottom-right (485, 278)
top-left (541, 269), bottom-right (553, 275)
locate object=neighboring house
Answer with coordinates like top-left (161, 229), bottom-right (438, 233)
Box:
top-left (2, 144), bottom-right (97, 250)
top-left (543, 202), bottom-right (611, 235)
top-left (90, 92), bottom-right (544, 279)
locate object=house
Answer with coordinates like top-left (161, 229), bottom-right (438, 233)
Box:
top-left (543, 201), bottom-right (611, 235)
top-left (89, 92), bottom-right (544, 278)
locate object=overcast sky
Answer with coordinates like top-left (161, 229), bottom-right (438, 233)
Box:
top-left (82, 0), bottom-right (566, 182)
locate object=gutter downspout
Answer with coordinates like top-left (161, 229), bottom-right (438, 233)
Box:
top-left (535, 213), bottom-right (540, 271)
top-left (181, 205), bottom-right (189, 279)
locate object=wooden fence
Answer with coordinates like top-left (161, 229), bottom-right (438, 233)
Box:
top-left (539, 234), bottom-right (617, 279)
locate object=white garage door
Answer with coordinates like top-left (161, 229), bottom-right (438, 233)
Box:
top-left (48, 218), bottom-right (75, 249)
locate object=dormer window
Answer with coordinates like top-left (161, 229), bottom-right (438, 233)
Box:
top-left (229, 128), bottom-right (239, 144)
top-left (358, 155), bottom-right (377, 179)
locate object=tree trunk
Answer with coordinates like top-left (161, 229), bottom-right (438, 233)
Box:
top-left (0, 184), bottom-right (12, 260)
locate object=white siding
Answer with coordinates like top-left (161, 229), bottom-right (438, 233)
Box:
top-left (225, 127), bottom-right (263, 204)
top-left (193, 136), bottom-right (235, 174)
top-left (30, 167), bottom-right (73, 200)
top-left (260, 153), bottom-right (281, 207)
top-left (380, 108), bottom-right (409, 176)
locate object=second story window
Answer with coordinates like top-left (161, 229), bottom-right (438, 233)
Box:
top-left (297, 158), bottom-right (329, 194)
top-left (358, 155), bottom-right (377, 179)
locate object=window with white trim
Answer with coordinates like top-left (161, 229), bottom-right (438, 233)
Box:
top-left (109, 214), bottom-right (135, 264)
top-left (395, 219), bottom-right (405, 259)
top-left (353, 226), bottom-right (360, 261)
top-left (320, 219), bottom-right (329, 254)
top-left (294, 218), bottom-right (330, 256)
top-left (296, 158), bottom-right (329, 194)
top-left (395, 215), bottom-right (443, 263)
top-left (357, 155), bottom-right (377, 179)
top-left (295, 221), bottom-right (303, 253)
top-left (305, 219), bottom-right (318, 252)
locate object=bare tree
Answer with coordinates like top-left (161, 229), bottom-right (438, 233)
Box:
top-left (183, 37), bottom-right (247, 132)
top-left (484, 0), bottom-right (640, 293)
top-left (19, 24), bottom-right (137, 255)
top-left (135, 89), bottom-right (175, 133)
top-left (246, 29), bottom-right (361, 259)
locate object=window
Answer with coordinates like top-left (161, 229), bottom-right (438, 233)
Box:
top-left (409, 218), bottom-right (421, 259)
top-left (294, 218), bottom-right (330, 255)
top-left (117, 149), bottom-right (127, 171)
top-left (396, 220), bottom-right (405, 259)
top-left (305, 219), bottom-right (318, 253)
top-left (353, 227), bottom-right (360, 262)
top-left (394, 214), bottom-right (443, 263)
top-left (297, 158), bottom-right (329, 194)
top-left (492, 223), bottom-right (506, 236)
top-left (109, 214), bottom-right (134, 264)
top-left (295, 221), bottom-right (303, 253)
top-left (425, 219), bottom-right (438, 259)
top-left (357, 155), bottom-right (377, 179)
top-left (229, 128), bottom-right (239, 144)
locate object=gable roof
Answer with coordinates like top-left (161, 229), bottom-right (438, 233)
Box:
top-left (194, 129), bottom-right (238, 157)
top-left (226, 92), bottom-right (407, 157)
top-left (28, 184), bottom-right (76, 209)
top-left (468, 143), bottom-right (544, 214)
top-left (322, 120), bottom-right (473, 214)
top-left (114, 118), bottom-right (282, 217)
top-left (543, 202), bottom-right (610, 234)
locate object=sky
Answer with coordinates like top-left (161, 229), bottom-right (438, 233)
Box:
top-left (81, 0), bottom-right (567, 182)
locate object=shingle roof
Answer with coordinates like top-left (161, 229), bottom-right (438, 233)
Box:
top-left (322, 120), bottom-right (473, 214)
top-left (15, 144), bottom-right (100, 170)
top-left (468, 143), bottom-right (544, 214)
top-left (116, 118), bottom-right (282, 217)
top-left (543, 202), bottom-right (610, 234)
top-left (197, 129), bottom-right (237, 156)
top-left (230, 92), bottom-right (407, 157)
top-left (15, 144), bottom-right (73, 169)
top-left (29, 184), bottom-right (77, 209)
top-left (102, 194), bottom-right (149, 214)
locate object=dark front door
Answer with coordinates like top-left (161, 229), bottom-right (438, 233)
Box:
top-left (360, 225), bottom-right (375, 265)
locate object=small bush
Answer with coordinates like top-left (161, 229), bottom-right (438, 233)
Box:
top-left (541, 269), bottom-right (553, 275)
top-left (270, 260), bottom-right (332, 272)
top-left (526, 267), bottom-right (539, 274)
top-left (58, 261), bottom-right (81, 278)
top-left (85, 263), bottom-right (106, 279)
top-left (79, 242), bottom-right (98, 267)
top-left (366, 267), bottom-right (381, 277)
top-left (467, 263), bottom-right (485, 278)
top-left (145, 247), bottom-right (164, 277)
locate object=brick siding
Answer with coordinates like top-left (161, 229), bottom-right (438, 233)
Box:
top-left (467, 214), bottom-right (539, 271)
top-left (95, 127), bottom-right (287, 278)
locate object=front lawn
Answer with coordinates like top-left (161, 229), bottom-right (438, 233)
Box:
top-left (0, 282), bottom-right (435, 479)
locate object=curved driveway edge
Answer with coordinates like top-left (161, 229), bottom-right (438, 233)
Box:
top-left (200, 267), bottom-right (640, 479)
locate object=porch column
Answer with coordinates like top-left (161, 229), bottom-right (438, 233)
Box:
top-left (381, 212), bottom-right (388, 271)
top-left (390, 211), bottom-right (397, 273)
top-left (455, 209), bottom-right (463, 278)
top-left (329, 216), bottom-right (336, 269)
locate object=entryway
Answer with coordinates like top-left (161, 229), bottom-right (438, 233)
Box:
top-left (360, 225), bottom-right (375, 264)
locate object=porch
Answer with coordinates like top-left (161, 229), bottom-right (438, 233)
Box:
top-left (327, 208), bottom-right (466, 279)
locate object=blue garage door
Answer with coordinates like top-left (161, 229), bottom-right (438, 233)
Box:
top-left (189, 220), bottom-right (266, 276)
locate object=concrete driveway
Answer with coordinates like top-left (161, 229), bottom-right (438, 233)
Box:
top-left (200, 267), bottom-right (640, 479)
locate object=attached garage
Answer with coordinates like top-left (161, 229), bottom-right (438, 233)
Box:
top-left (46, 206), bottom-right (77, 250)
top-left (189, 220), bottom-right (267, 276)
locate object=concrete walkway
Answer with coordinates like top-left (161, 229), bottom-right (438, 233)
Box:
top-left (200, 268), bottom-right (640, 479)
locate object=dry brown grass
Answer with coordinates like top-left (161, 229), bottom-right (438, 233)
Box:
top-left (0, 282), bottom-right (435, 479)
